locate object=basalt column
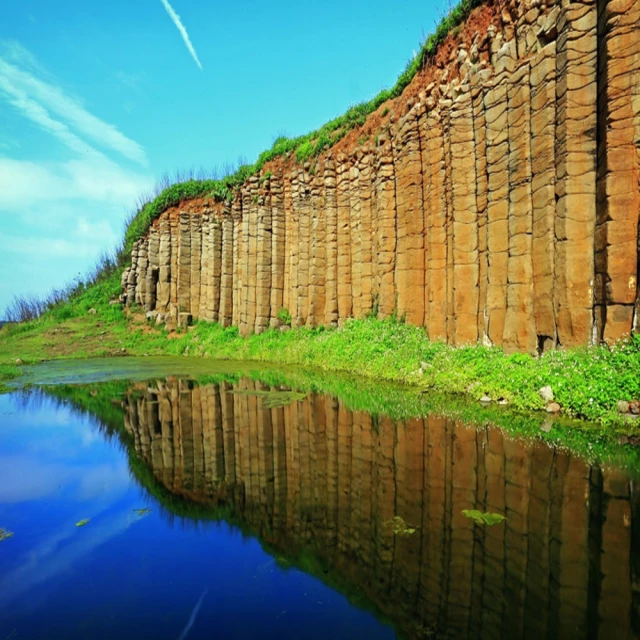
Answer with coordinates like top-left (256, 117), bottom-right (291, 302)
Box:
top-left (395, 103), bottom-right (426, 326)
top-left (555, 0), bottom-right (598, 347)
top-left (596, 0), bottom-right (640, 342)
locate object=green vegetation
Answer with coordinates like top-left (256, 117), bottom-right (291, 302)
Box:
top-left (0, 364), bottom-right (20, 393)
top-left (276, 307), bottom-right (292, 326)
top-left (121, 0), bottom-right (485, 251)
top-left (75, 519), bottom-right (90, 527)
top-left (462, 510), bottom-right (506, 526)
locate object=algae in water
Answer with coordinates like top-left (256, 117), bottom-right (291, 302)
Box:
top-left (0, 528), bottom-right (14, 541)
top-left (462, 510), bottom-right (506, 526)
top-left (384, 516), bottom-right (417, 536)
top-left (75, 519), bottom-right (90, 527)
top-left (229, 389), bottom-right (307, 409)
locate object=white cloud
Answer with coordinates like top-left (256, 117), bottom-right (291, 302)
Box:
top-left (160, 0), bottom-right (203, 70)
top-left (0, 42), bottom-right (147, 165)
top-left (0, 157), bottom-right (152, 209)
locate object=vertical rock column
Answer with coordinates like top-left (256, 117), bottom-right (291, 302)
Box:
top-left (219, 207), bottom-right (234, 327)
top-left (504, 63), bottom-right (536, 353)
top-left (555, 0), bottom-right (598, 347)
top-left (308, 163), bottom-right (326, 326)
top-left (169, 216), bottom-right (178, 310)
top-left (145, 228), bottom-right (159, 312)
top-left (485, 64), bottom-right (511, 346)
top-left (127, 243), bottom-right (138, 306)
top-left (349, 151), bottom-right (363, 318)
top-left (287, 173), bottom-right (300, 325)
top-left (358, 146), bottom-right (374, 315)
top-left (296, 167), bottom-right (311, 327)
top-left (596, 0), bottom-right (640, 342)
top-left (200, 213), bottom-right (212, 320)
top-left (394, 104), bottom-right (426, 326)
top-left (190, 214), bottom-right (202, 318)
top-left (373, 137), bottom-right (396, 318)
top-left (424, 103), bottom-right (449, 339)
top-left (231, 197), bottom-right (242, 327)
top-left (177, 212), bottom-right (191, 314)
top-left (323, 159), bottom-right (339, 326)
top-left (336, 154), bottom-right (353, 322)
top-left (157, 217), bottom-right (171, 312)
top-left (255, 182), bottom-right (272, 334)
top-left (471, 69), bottom-right (492, 343)
top-left (531, 42), bottom-right (558, 351)
top-left (211, 214), bottom-right (222, 323)
top-left (450, 89), bottom-right (480, 344)
top-left (135, 239), bottom-right (147, 307)
top-left (269, 172), bottom-right (286, 327)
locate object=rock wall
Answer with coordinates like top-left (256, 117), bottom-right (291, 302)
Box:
top-left (122, 379), bottom-right (640, 639)
top-left (122, 0), bottom-right (640, 352)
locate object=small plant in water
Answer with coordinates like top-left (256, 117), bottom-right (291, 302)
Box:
top-left (461, 510), bottom-right (506, 526)
top-left (75, 519), bottom-right (90, 527)
top-left (0, 528), bottom-right (14, 541)
top-left (133, 508), bottom-right (152, 516)
top-left (384, 516), bottom-right (417, 536)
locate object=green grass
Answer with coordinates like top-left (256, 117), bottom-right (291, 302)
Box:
top-left (122, 0), bottom-right (485, 253)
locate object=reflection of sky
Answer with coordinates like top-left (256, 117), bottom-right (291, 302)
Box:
top-left (0, 390), bottom-right (394, 640)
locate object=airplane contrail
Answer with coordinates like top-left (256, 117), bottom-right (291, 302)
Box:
top-left (178, 588), bottom-right (209, 640)
top-left (160, 0), bottom-right (203, 70)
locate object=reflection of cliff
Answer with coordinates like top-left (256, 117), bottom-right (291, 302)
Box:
top-left (122, 378), bottom-right (639, 639)
top-left (122, 0), bottom-right (640, 351)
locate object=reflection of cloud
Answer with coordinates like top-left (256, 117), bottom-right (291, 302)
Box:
top-left (76, 462), bottom-right (130, 501)
top-left (0, 509), bottom-right (144, 610)
top-left (0, 455), bottom-right (129, 504)
top-left (0, 456), bottom-right (71, 503)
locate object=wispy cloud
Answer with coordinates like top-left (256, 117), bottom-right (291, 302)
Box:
top-left (159, 0), bottom-right (203, 70)
top-left (0, 41), bottom-right (147, 165)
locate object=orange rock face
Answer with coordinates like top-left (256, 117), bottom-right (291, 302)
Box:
top-left (122, 0), bottom-right (640, 351)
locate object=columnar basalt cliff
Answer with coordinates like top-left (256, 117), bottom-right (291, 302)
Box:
top-left (119, 379), bottom-right (640, 639)
top-left (122, 0), bottom-right (640, 352)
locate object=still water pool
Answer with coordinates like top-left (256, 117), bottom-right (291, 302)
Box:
top-left (0, 359), bottom-right (638, 639)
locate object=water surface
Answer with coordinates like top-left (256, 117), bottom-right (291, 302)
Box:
top-left (1, 360), bottom-right (639, 639)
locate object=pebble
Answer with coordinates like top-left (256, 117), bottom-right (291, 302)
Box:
top-left (480, 395), bottom-right (492, 404)
top-left (539, 385), bottom-right (554, 403)
top-left (617, 400), bottom-right (630, 414)
top-left (546, 402), bottom-right (561, 413)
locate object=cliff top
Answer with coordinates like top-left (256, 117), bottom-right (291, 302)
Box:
top-left (123, 0), bottom-right (491, 255)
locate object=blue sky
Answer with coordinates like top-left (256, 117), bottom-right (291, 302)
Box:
top-left (0, 0), bottom-right (446, 315)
